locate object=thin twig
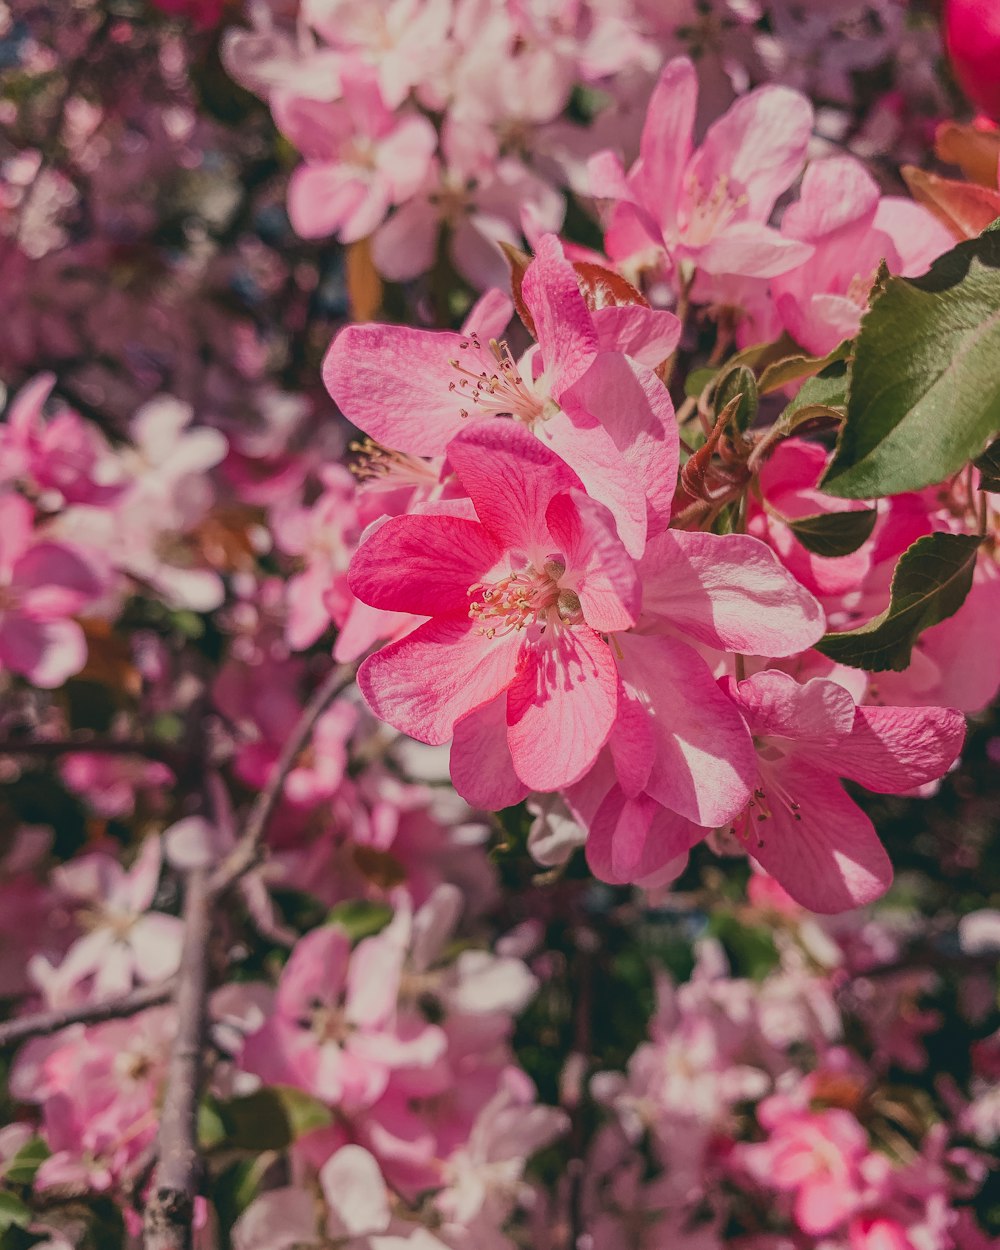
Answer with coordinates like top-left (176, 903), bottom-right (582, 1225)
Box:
top-left (208, 662), bottom-right (357, 896)
top-left (0, 980), bottom-right (174, 1048)
top-left (143, 867), bottom-right (211, 1250)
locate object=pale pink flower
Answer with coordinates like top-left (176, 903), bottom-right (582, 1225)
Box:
top-left (50, 837), bottom-right (183, 997)
top-left (239, 922), bottom-right (446, 1110)
top-left (274, 69), bottom-right (437, 243)
top-left (589, 56), bottom-right (814, 290)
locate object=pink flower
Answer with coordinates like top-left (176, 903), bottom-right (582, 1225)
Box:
top-left (0, 491), bottom-right (103, 688)
top-left (51, 837), bottom-right (183, 997)
top-left (351, 420), bottom-right (638, 795)
top-left (239, 922), bottom-right (446, 1110)
top-left (274, 69), bottom-right (438, 244)
top-left (589, 56), bottom-right (814, 290)
top-left (741, 1098), bottom-right (872, 1236)
top-left (771, 157), bottom-right (951, 356)
top-left (722, 672), bottom-right (965, 912)
top-left (326, 233), bottom-right (679, 557)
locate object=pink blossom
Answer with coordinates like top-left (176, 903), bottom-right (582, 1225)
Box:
top-left (945, 0), bottom-right (1000, 120)
top-left (351, 420), bottom-right (637, 796)
top-left (589, 56), bottom-right (814, 290)
top-left (239, 922), bottom-right (446, 1110)
top-left (722, 672), bottom-right (965, 912)
top-left (0, 491), bottom-right (103, 688)
top-left (327, 233), bottom-right (679, 557)
top-left (50, 837), bottom-right (183, 998)
top-left (274, 69), bottom-right (438, 244)
top-left (740, 1098), bottom-right (872, 1236)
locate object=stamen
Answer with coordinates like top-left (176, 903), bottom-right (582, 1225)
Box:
top-left (448, 336), bottom-right (545, 425)
top-left (468, 562), bottom-right (575, 637)
top-left (349, 437), bottom-right (439, 490)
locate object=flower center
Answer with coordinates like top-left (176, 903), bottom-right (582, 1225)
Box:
top-left (467, 559), bottom-right (581, 638)
top-left (449, 334), bottom-right (547, 425)
top-left (681, 172), bottom-right (747, 247)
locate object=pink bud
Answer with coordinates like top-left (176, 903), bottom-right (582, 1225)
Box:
top-left (944, 0), bottom-right (1000, 121)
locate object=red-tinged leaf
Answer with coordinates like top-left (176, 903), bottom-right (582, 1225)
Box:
top-left (902, 166), bottom-right (1000, 242)
top-left (572, 261), bottom-right (649, 312)
top-left (935, 120), bottom-right (1000, 189)
top-left (499, 241), bottom-right (537, 339)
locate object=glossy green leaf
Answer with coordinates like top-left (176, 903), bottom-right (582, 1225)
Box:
top-left (786, 508), bottom-right (878, 557)
top-left (815, 532), bottom-right (981, 670)
top-left (823, 223), bottom-right (1000, 498)
top-left (713, 364), bottom-right (759, 433)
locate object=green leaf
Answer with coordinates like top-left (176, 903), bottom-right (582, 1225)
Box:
top-left (757, 339), bottom-right (851, 394)
top-left (822, 225), bottom-right (1000, 498)
top-left (1, 1138), bottom-right (49, 1186)
top-left (713, 364), bottom-right (758, 433)
top-left (779, 361), bottom-right (850, 422)
top-left (0, 1193), bottom-right (30, 1233)
top-left (326, 899), bottom-right (393, 942)
top-left (786, 508), bottom-right (877, 557)
top-left (973, 435), bottom-right (1000, 491)
top-left (212, 1086), bottom-right (333, 1152)
top-left (815, 532), bottom-right (981, 670)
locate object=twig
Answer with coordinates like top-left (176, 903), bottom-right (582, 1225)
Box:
top-left (0, 980), bottom-right (174, 1048)
top-left (143, 867), bottom-right (211, 1250)
top-left (208, 662), bottom-right (357, 896)
top-left (0, 736), bottom-right (187, 770)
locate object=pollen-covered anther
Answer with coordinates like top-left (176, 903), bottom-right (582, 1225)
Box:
top-left (447, 336), bottom-right (544, 425)
top-left (467, 561), bottom-right (575, 637)
top-left (349, 438), bottom-right (439, 488)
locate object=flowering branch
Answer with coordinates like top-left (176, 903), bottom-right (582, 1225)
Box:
top-left (0, 980), bottom-right (175, 1048)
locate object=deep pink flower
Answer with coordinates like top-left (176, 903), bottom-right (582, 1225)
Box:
top-left (352, 420), bottom-right (637, 794)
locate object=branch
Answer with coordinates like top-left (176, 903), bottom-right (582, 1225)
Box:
top-left (143, 867), bottom-right (211, 1250)
top-left (0, 980), bottom-right (174, 1048)
top-left (208, 662), bottom-right (357, 896)
top-left (0, 736), bottom-right (188, 770)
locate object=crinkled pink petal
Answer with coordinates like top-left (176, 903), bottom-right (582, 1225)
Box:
top-left (358, 616), bottom-right (521, 745)
top-left (538, 407), bottom-right (647, 557)
top-left (729, 672), bottom-right (857, 747)
top-left (592, 304), bottom-right (681, 368)
top-left (446, 420), bottom-right (582, 552)
top-left (450, 697), bottom-right (529, 810)
top-left (617, 634), bottom-right (755, 826)
top-left (836, 704), bottom-right (965, 793)
top-left (694, 223), bottom-right (813, 281)
top-left (372, 197), bottom-right (441, 283)
top-left (748, 762), bottom-right (892, 913)
top-left (323, 323), bottom-right (494, 457)
top-left (561, 353), bottom-right (679, 537)
top-left (587, 787), bottom-right (701, 884)
top-left (349, 514), bottom-right (504, 616)
top-left (506, 627), bottom-right (618, 791)
top-left (640, 530), bottom-right (825, 655)
top-left (634, 56), bottom-right (697, 231)
top-left (521, 234), bottom-right (600, 395)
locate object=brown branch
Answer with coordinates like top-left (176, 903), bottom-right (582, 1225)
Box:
top-left (0, 736), bottom-right (188, 770)
top-left (208, 662), bottom-right (357, 896)
top-left (143, 867), bottom-right (211, 1250)
top-left (0, 980), bottom-right (174, 1048)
